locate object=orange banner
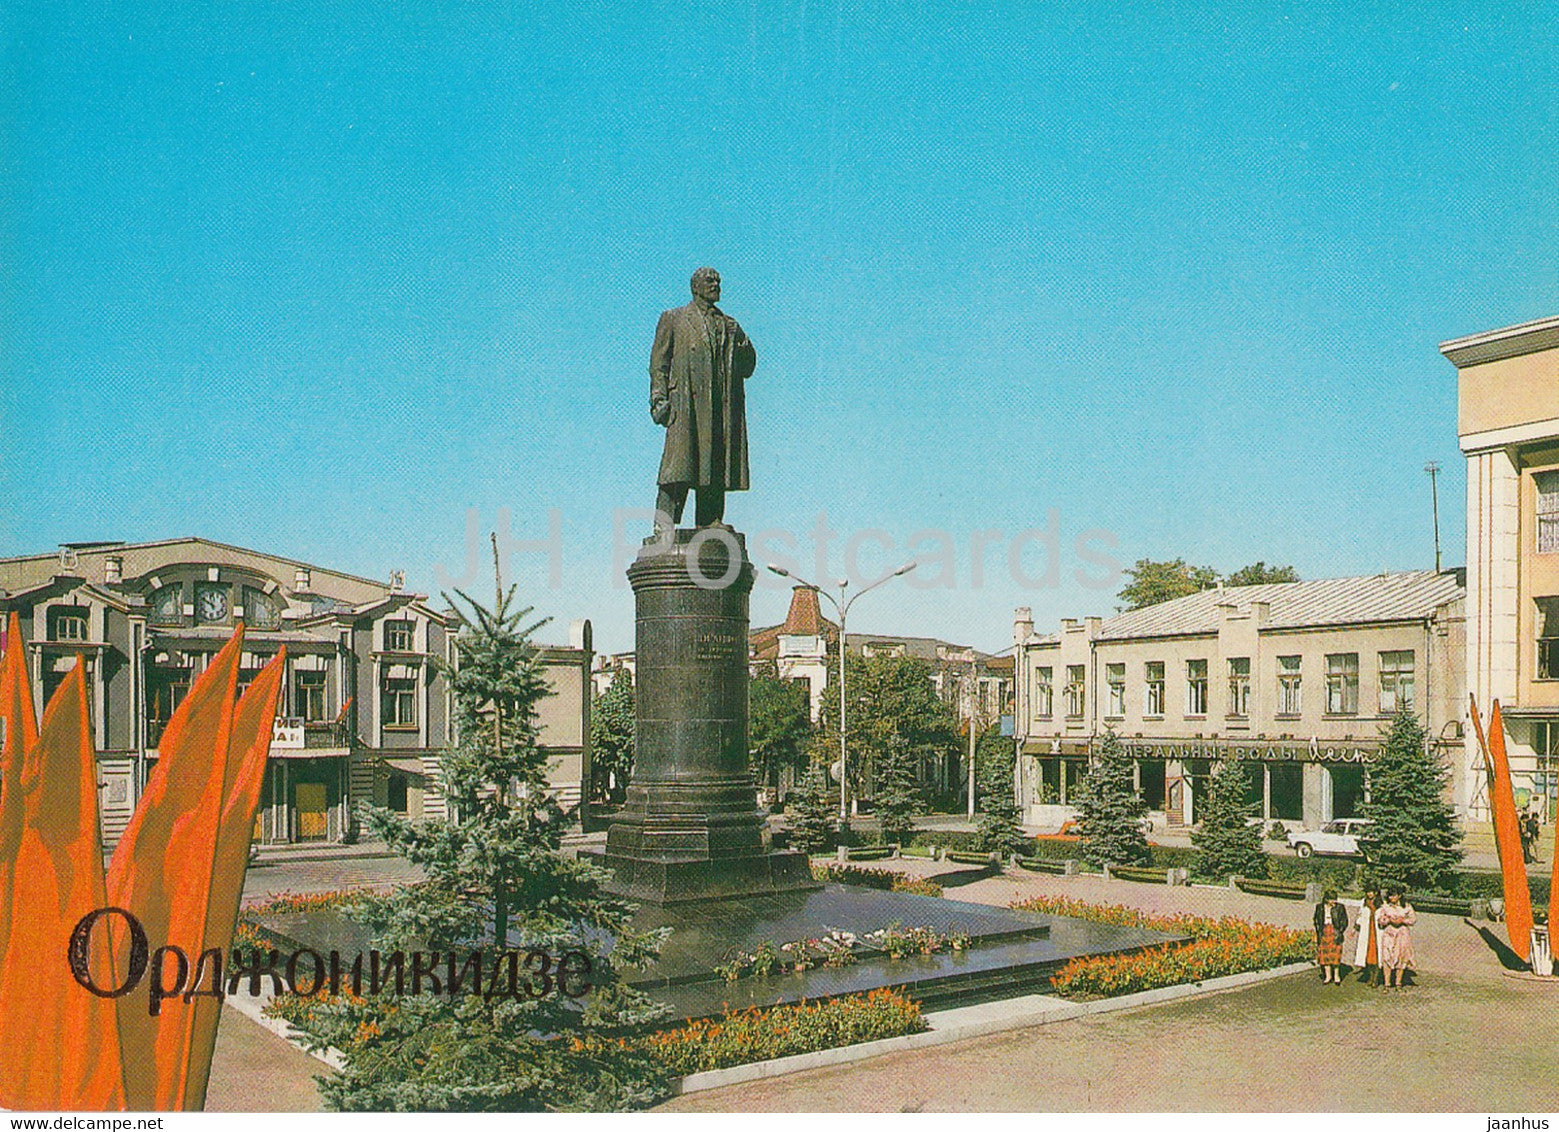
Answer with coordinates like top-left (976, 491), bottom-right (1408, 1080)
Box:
top-left (182, 647), bottom-right (287, 1111)
top-left (1486, 700), bottom-right (1534, 962)
top-left (0, 663), bottom-right (127, 1109)
top-left (106, 628), bottom-right (244, 1110)
top-left (0, 611), bottom-right (41, 976)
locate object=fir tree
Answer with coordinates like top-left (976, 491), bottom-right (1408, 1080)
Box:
top-left (1073, 729), bottom-right (1150, 868)
top-left (873, 734), bottom-right (922, 847)
top-left (974, 728), bottom-right (1028, 859)
top-left (291, 544), bottom-right (671, 1111)
top-left (1359, 708), bottom-right (1463, 893)
top-left (1190, 758), bottom-right (1268, 880)
top-left (787, 755), bottom-right (838, 855)
top-left (590, 667), bottom-right (635, 803)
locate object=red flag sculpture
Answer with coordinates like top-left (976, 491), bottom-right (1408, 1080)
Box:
top-left (1472, 696), bottom-right (1534, 962)
top-left (0, 663), bottom-right (127, 1109)
top-left (106, 629), bottom-right (244, 1110)
top-left (0, 611), bottom-right (41, 975)
top-left (182, 648), bottom-right (286, 1111)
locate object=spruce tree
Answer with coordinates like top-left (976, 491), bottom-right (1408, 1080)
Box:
top-left (873, 734), bottom-right (922, 847)
top-left (1359, 708), bottom-right (1463, 893)
top-left (1073, 729), bottom-right (1150, 868)
top-left (787, 757), bottom-right (838, 855)
top-left (974, 728), bottom-right (1028, 859)
top-left (1190, 758), bottom-right (1268, 880)
top-left (290, 550), bottom-right (671, 1111)
top-left (590, 667), bottom-right (635, 803)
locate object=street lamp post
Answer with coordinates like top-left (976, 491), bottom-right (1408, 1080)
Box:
top-left (767, 560), bottom-right (917, 821)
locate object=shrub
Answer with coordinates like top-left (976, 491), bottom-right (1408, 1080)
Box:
top-left (910, 829), bottom-right (1034, 857)
top-left (613, 989), bottom-right (927, 1076)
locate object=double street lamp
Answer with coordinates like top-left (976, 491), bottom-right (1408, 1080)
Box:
top-left (766, 560), bottom-right (918, 821)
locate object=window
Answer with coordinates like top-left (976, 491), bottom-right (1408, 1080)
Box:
top-left (1538, 598), bottom-right (1559, 680)
top-left (1326, 653), bottom-right (1359, 714)
top-left (1277, 655), bottom-right (1302, 715)
top-left (1145, 661), bottom-right (1165, 715)
top-left (147, 670), bottom-right (191, 747)
top-left (384, 620), bottom-right (415, 651)
top-left (1186, 659), bottom-right (1208, 716)
top-left (49, 607), bottom-right (89, 642)
top-left (1378, 650), bottom-right (1416, 712)
top-left (1033, 667), bottom-right (1053, 719)
top-left (1064, 665), bottom-right (1085, 719)
top-left (382, 676), bottom-right (418, 727)
top-left (295, 670), bottom-right (327, 722)
top-left (1106, 663), bottom-right (1125, 717)
top-left (1227, 657), bottom-right (1250, 717)
top-left (1537, 471), bottom-right (1559, 554)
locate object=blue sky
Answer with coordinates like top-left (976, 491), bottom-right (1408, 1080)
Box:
top-left (2, 2), bottom-right (1555, 653)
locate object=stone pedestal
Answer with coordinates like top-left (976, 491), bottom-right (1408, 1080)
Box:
top-left (598, 527), bottom-right (816, 903)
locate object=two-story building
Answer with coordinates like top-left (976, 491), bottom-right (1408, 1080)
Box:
top-left (0, 537), bottom-right (593, 850)
top-left (1447, 314), bottom-right (1559, 821)
top-left (1011, 570), bottom-right (1467, 831)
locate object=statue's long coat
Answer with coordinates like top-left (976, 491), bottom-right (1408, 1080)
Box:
top-left (649, 300), bottom-right (756, 490)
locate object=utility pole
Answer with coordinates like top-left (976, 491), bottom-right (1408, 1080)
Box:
top-left (1425, 461), bottom-right (1442, 572)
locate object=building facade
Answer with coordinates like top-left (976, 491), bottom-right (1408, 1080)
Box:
top-left (1011, 570), bottom-right (1466, 831)
top-left (1447, 314), bottom-right (1559, 820)
top-left (0, 538), bottom-right (593, 849)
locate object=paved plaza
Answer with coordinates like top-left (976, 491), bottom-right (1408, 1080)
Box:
top-left (208, 853), bottom-right (1557, 1112)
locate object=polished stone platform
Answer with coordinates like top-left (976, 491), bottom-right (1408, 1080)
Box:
top-left (624, 883), bottom-right (1183, 1019)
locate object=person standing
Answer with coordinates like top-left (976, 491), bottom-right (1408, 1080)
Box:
top-left (1352, 882), bottom-right (1383, 985)
top-left (1314, 888), bottom-right (1348, 984)
top-left (1376, 888), bottom-right (1418, 989)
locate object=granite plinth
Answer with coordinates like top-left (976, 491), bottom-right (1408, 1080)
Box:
top-left (624, 883), bottom-right (1185, 1019)
top-left (600, 527), bottom-right (817, 902)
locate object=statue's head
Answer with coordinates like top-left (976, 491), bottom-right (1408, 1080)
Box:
top-left (690, 267), bottom-right (721, 304)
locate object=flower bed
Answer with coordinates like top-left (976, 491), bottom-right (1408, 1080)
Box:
top-left (617, 988), bottom-right (928, 1076)
top-left (811, 863), bottom-right (944, 897)
top-left (712, 921), bottom-right (970, 981)
top-left (1010, 896), bottom-right (1310, 1000)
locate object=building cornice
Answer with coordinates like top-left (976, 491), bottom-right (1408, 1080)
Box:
top-left (1440, 314), bottom-right (1559, 369)
top-left (1458, 416), bottom-right (1559, 454)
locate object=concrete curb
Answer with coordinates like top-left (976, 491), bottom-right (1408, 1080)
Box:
top-left (673, 960), bottom-right (1314, 1096)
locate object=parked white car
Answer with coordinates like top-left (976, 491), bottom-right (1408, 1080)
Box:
top-left (1287, 818), bottom-right (1370, 858)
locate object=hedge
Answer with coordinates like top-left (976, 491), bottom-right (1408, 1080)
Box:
top-left (906, 829), bottom-right (1036, 857)
top-left (811, 862), bottom-right (944, 897)
top-left (1109, 866), bottom-right (1170, 885)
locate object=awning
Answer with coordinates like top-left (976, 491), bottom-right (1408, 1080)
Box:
top-left (382, 757), bottom-right (427, 776)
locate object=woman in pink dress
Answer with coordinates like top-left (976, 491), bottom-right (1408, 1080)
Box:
top-left (1375, 888), bottom-right (1417, 988)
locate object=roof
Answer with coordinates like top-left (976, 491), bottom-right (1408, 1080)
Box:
top-left (1086, 569), bottom-right (1464, 643)
top-left (0, 537), bottom-right (389, 593)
